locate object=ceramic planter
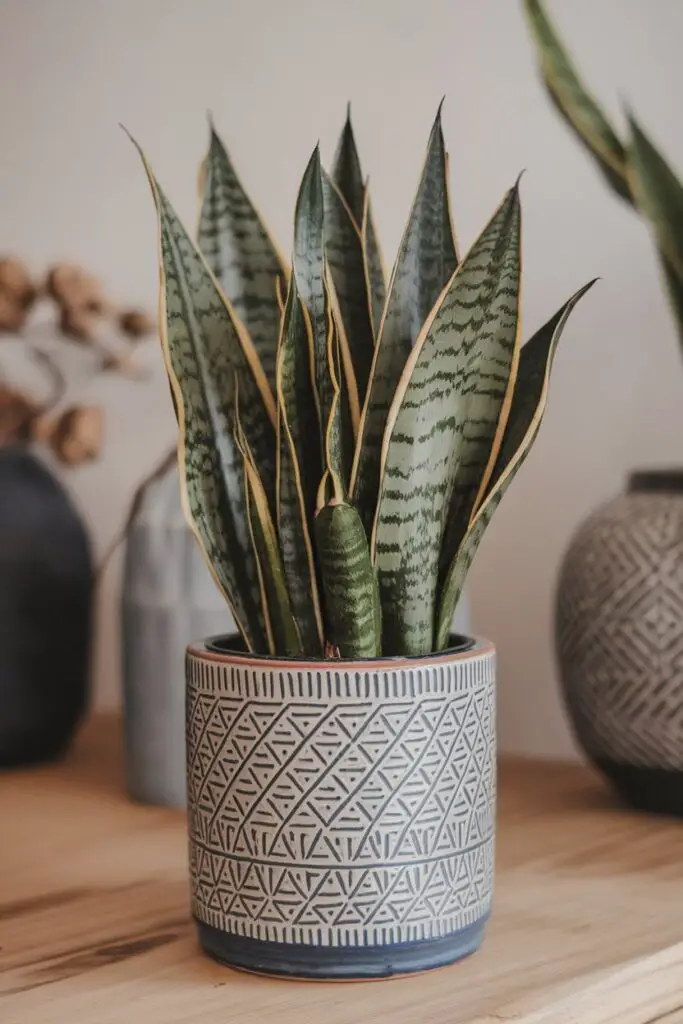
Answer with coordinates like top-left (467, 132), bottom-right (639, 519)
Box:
top-left (0, 446), bottom-right (92, 767)
top-left (556, 470), bottom-right (683, 817)
top-left (121, 464), bottom-right (231, 806)
top-left (185, 634), bottom-right (496, 980)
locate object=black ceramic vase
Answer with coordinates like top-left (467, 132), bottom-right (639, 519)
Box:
top-left (0, 446), bottom-right (93, 767)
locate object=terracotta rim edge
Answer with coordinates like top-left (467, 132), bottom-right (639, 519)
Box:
top-left (187, 634), bottom-right (494, 671)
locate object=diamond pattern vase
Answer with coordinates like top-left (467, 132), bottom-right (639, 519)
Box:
top-left (185, 633), bottom-right (496, 979)
top-left (556, 471), bottom-right (683, 817)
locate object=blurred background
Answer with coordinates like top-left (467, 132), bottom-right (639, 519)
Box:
top-left (1, 0), bottom-right (682, 761)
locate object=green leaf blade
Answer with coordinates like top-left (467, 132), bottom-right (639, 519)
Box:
top-left (198, 127), bottom-right (288, 393)
top-left (352, 104), bottom-right (459, 533)
top-left (374, 184), bottom-right (522, 656)
top-left (133, 142), bottom-right (276, 651)
top-left (435, 280), bottom-right (597, 648)
top-left (627, 116), bottom-right (683, 288)
top-left (276, 276), bottom-right (325, 653)
top-left (524, 0), bottom-right (630, 202)
top-left (362, 189), bottom-right (387, 339)
top-left (315, 499), bottom-right (381, 658)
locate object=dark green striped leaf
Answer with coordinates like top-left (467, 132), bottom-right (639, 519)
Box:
top-left (198, 126), bottom-right (288, 393)
top-left (132, 137), bottom-right (275, 652)
top-left (332, 107), bottom-right (387, 339)
top-left (322, 169), bottom-right (374, 415)
top-left (332, 105), bottom-right (365, 225)
top-left (294, 147), bottom-right (346, 487)
top-left (373, 184), bottom-right (521, 656)
top-left (276, 275), bottom-right (324, 653)
top-left (234, 402), bottom-right (303, 657)
top-left (315, 497), bottom-right (381, 658)
top-left (351, 103), bottom-right (459, 534)
top-left (627, 115), bottom-right (683, 287)
top-left (435, 280), bottom-right (597, 648)
top-left (524, 0), bottom-right (630, 201)
top-left (362, 189), bottom-right (387, 339)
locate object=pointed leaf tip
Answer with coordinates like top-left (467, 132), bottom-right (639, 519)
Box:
top-left (436, 96), bottom-right (446, 118)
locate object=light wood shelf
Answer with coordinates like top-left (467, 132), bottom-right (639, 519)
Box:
top-left (2, 715), bottom-right (683, 1023)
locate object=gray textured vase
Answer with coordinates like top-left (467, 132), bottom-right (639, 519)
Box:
top-left (121, 466), bottom-right (232, 806)
top-left (185, 634), bottom-right (496, 980)
top-left (556, 470), bottom-right (683, 817)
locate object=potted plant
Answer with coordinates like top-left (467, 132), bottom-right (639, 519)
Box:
top-left (130, 104), bottom-right (593, 979)
top-left (0, 256), bottom-right (152, 766)
top-left (525, 0), bottom-right (683, 816)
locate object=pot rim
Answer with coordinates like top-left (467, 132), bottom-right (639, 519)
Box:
top-left (628, 469), bottom-right (683, 494)
top-left (189, 632), bottom-right (492, 670)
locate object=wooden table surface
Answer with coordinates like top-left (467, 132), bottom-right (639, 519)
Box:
top-left (2, 716), bottom-right (683, 1024)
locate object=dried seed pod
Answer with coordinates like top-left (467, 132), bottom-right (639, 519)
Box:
top-left (0, 385), bottom-right (37, 444)
top-left (119, 308), bottom-right (154, 339)
top-left (59, 305), bottom-right (97, 344)
top-left (0, 257), bottom-right (37, 309)
top-left (47, 263), bottom-right (108, 315)
top-left (0, 293), bottom-right (27, 333)
top-left (51, 404), bottom-right (103, 465)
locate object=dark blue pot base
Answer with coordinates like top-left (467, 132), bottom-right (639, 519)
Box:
top-left (196, 916), bottom-right (487, 980)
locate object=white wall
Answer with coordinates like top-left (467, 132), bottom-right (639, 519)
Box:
top-left (1, 0), bottom-right (682, 760)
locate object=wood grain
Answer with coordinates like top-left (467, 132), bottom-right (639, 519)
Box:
top-left (2, 715), bottom-right (683, 1023)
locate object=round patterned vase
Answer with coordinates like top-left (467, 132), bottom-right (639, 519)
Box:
top-left (556, 470), bottom-right (683, 817)
top-left (185, 634), bottom-right (496, 980)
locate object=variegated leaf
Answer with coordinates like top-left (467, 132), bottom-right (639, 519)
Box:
top-left (132, 137), bottom-right (275, 651)
top-left (198, 126), bottom-right (288, 393)
top-left (332, 107), bottom-right (387, 338)
top-left (627, 115), bottom-right (683, 287)
top-left (362, 189), bottom-right (387, 339)
top-left (435, 280), bottom-right (597, 648)
top-left (322, 169), bottom-right (374, 414)
top-left (373, 184), bottom-right (521, 656)
top-left (294, 147), bottom-right (341, 478)
top-left (315, 496), bottom-right (381, 658)
top-left (235, 403), bottom-right (303, 657)
top-left (524, 0), bottom-right (630, 201)
top-left (351, 103), bottom-right (459, 533)
top-left (332, 105), bottom-right (365, 225)
top-left (276, 275), bottom-right (324, 653)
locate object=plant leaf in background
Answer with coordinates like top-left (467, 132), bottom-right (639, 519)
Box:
top-left (234, 390), bottom-right (303, 656)
top-left (373, 183), bottom-right (521, 656)
top-left (198, 125), bottom-right (289, 394)
top-left (322, 170), bottom-right (373, 418)
top-left (131, 136), bottom-right (275, 652)
top-left (436, 280), bottom-right (597, 648)
top-left (331, 107), bottom-right (387, 340)
top-left (627, 115), bottom-right (683, 288)
top-left (276, 275), bottom-right (324, 653)
top-left (351, 102), bottom-right (460, 534)
top-left (315, 488), bottom-right (381, 659)
top-left (523, 0), bottom-right (630, 201)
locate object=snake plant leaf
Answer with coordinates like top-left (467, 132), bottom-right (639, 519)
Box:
top-left (315, 495), bottom-right (381, 658)
top-left (435, 280), bottom-right (597, 649)
top-left (362, 188), bottom-right (387, 339)
top-left (524, 0), bottom-right (630, 202)
top-left (627, 115), bottom-right (683, 286)
top-left (332, 107), bottom-right (387, 338)
top-left (332, 105), bottom-right (365, 225)
top-left (235, 400), bottom-right (303, 657)
top-left (198, 125), bottom-right (289, 394)
top-left (276, 275), bottom-right (324, 653)
top-left (322, 169), bottom-right (374, 415)
top-left (351, 102), bottom-right (459, 533)
top-left (131, 137), bottom-right (275, 651)
top-left (660, 256), bottom-right (683, 346)
top-left (373, 183), bottom-right (522, 656)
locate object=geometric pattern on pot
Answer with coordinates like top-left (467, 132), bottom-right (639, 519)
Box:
top-left (186, 640), bottom-right (496, 947)
top-left (557, 494), bottom-right (683, 770)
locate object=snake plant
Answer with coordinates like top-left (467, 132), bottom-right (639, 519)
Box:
top-left (131, 104), bottom-right (594, 659)
top-left (524, 0), bottom-right (683, 347)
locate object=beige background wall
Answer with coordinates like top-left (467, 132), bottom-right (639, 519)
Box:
top-left (1, 0), bottom-right (682, 759)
